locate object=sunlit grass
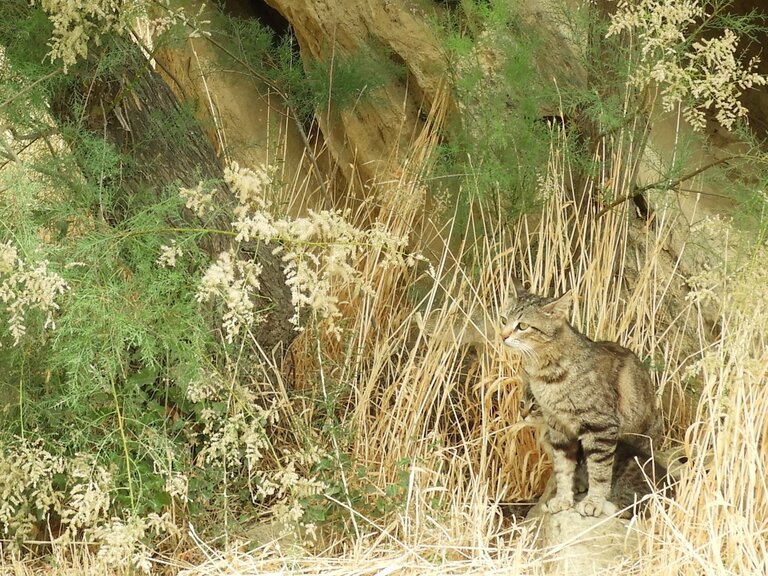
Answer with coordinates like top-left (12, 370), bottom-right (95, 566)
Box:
top-left (175, 97), bottom-right (765, 574)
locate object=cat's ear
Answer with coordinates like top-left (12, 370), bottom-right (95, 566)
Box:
top-left (509, 277), bottom-right (526, 299)
top-left (542, 291), bottom-right (572, 318)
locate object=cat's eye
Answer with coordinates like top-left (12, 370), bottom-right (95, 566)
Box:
top-left (500, 315), bottom-right (509, 324)
top-left (516, 322), bottom-right (530, 331)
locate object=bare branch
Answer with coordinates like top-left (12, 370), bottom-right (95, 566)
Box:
top-left (595, 155), bottom-right (741, 219)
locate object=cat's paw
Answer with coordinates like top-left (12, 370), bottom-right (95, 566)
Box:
top-left (576, 495), bottom-right (618, 517)
top-left (544, 495), bottom-right (574, 514)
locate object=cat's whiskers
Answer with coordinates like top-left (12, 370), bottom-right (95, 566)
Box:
top-left (518, 342), bottom-right (537, 361)
top-left (503, 338), bottom-right (538, 362)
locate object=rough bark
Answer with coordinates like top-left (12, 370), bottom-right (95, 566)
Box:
top-left (48, 36), bottom-right (296, 354)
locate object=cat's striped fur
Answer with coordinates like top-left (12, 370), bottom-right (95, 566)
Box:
top-left (501, 284), bottom-right (662, 517)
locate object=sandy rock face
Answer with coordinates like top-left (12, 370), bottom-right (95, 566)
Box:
top-left (264, 0), bottom-right (450, 187)
top-left (152, 2), bottom-right (316, 208)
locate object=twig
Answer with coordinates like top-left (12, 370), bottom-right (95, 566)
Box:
top-left (0, 68), bottom-right (62, 112)
top-left (129, 30), bottom-right (190, 102)
top-left (595, 155), bottom-right (740, 218)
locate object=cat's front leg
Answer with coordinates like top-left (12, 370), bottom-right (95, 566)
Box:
top-left (543, 429), bottom-right (579, 514)
top-left (578, 424), bottom-right (619, 517)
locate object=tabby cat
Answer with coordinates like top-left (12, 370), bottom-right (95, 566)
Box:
top-left (501, 283), bottom-right (661, 517)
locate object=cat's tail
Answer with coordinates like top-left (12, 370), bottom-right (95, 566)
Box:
top-left (611, 438), bottom-right (677, 518)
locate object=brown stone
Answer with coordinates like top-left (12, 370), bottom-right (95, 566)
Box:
top-left (264, 0), bottom-right (451, 187)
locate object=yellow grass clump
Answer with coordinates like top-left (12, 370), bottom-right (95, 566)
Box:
top-left (169, 93), bottom-right (767, 574)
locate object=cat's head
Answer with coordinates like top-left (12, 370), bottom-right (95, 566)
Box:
top-left (500, 282), bottom-right (572, 359)
top-left (519, 383), bottom-right (541, 421)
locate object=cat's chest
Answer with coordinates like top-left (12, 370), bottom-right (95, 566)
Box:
top-left (526, 368), bottom-right (584, 438)
top-left (532, 386), bottom-right (582, 437)
top-left (524, 360), bottom-right (574, 390)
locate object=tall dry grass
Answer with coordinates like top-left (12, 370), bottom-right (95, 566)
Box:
top-left (636, 243), bottom-right (768, 574)
top-left (170, 87), bottom-right (768, 574)
top-left (127, 78), bottom-right (762, 574)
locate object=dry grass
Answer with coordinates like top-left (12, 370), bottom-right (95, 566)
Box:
top-left (176, 104), bottom-right (765, 574)
top-left (6, 93), bottom-right (767, 576)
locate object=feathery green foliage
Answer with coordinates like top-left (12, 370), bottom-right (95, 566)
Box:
top-left (437, 0), bottom-right (557, 214)
top-left (1, 0), bottom-right (768, 574)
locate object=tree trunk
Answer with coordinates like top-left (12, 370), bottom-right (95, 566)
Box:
top-left (48, 35), bottom-right (296, 354)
